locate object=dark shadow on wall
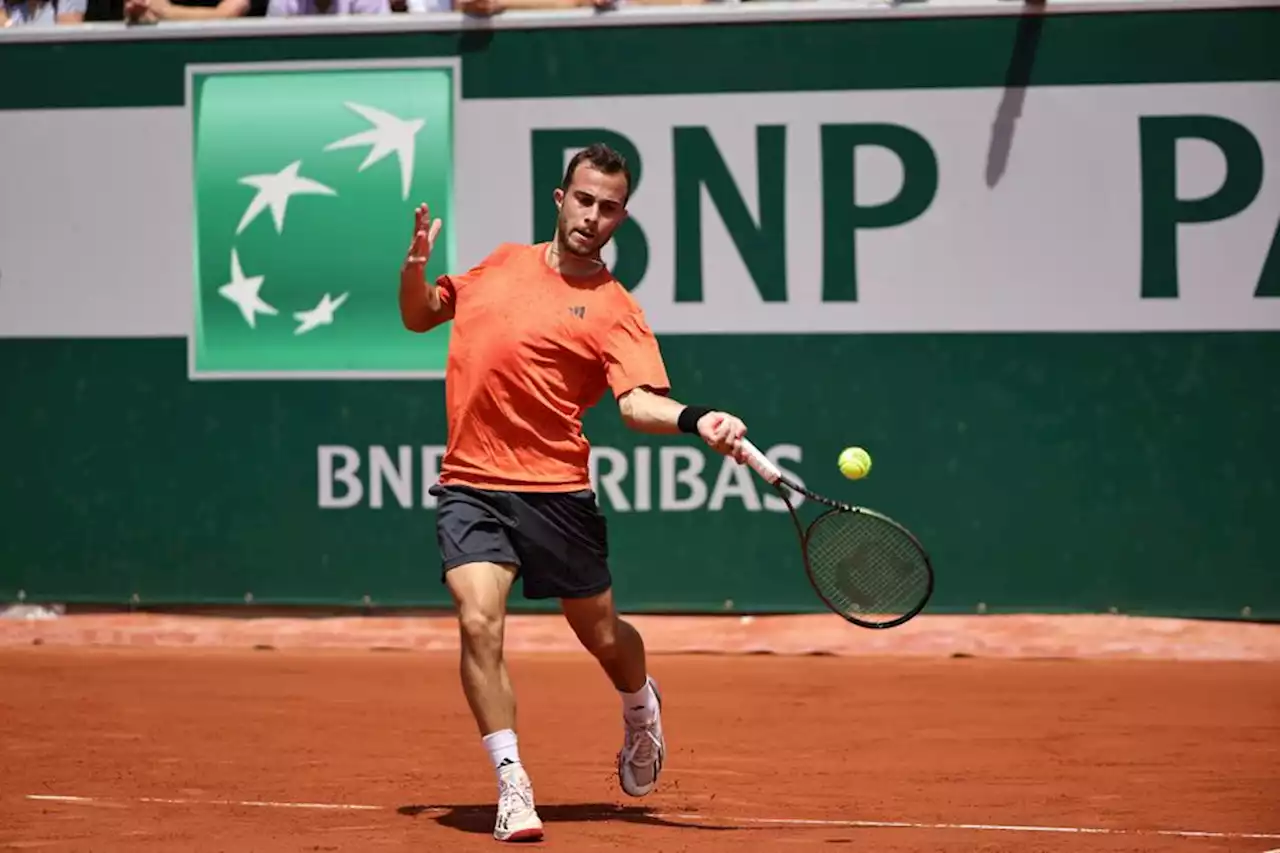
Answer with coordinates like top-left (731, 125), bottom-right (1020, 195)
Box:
top-left (985, 0), bottom-right (1048, 189)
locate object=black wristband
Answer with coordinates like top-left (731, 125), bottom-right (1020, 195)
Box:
top-left (677, 405), bottom-right (714, 435)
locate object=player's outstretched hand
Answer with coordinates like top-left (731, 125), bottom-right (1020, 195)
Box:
top-left (698, 412), bottom-right (749, 463)
top-left (404, 203), bottom-right (442, 270)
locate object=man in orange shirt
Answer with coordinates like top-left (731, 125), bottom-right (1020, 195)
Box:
top-left (399, 143), bottom-right (750, 843)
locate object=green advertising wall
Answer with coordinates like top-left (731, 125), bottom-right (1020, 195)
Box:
top-left (1, 1), bottom-right (1278, 619)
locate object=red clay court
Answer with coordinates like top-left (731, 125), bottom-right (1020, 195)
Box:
top-left (2, 613), bottom-right (1278, 852)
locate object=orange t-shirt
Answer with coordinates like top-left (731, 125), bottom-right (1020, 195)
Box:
top-left (433, 242), bottom-right (671, 492)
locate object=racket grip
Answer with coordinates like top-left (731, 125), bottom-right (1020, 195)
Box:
top-left (738, 438), bottom-right (783, 484)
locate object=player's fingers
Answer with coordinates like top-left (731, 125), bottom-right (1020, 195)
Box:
top-left (406, 230), bottom-right (429, 265)
top-left (428, 218), bottom-right (443, 248)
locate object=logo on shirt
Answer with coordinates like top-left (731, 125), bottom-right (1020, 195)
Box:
top-left (186, 59), bottom-right (459, 380)
top-left (568, 305), bottom-right (586, 319)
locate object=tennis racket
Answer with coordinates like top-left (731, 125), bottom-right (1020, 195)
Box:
top-left (737, 437), bottom-right (934, 629)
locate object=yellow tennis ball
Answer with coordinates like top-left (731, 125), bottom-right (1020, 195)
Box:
top-left (838, 446), bottom-right (872, 480)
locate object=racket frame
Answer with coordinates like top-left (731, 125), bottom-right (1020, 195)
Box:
top-left (738, 437), bottom-right (935, 629)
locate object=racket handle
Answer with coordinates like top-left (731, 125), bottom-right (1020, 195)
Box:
top-left (738, 438), bottom-right (783, 485)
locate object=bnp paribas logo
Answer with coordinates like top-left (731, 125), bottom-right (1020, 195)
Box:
top-left (186, 59), bottom-right (458, 380)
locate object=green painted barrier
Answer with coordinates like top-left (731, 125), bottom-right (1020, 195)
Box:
top-left (1, 1), bottom-right (1277, 618)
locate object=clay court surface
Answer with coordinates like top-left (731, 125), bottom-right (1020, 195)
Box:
top-left (3, 620), bottom-right (1279, 852)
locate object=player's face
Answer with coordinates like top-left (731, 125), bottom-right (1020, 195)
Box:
top-left (554, 166), bottom-right (629, 257)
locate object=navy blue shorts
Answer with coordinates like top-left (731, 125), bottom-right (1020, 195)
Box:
top-left (429, 484), bottom-right (611, 600)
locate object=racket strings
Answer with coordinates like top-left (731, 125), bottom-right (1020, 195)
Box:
top-left (806, 511), bottom-right (931, 623)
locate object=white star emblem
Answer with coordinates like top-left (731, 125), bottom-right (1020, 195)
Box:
top-left (293, 292), bottom-right (349, 336)
top-left (323, 102), bottom-right (425, 201)
top-left (218, 249), bottom-right (277, 329)
top-left (236, 160), bottom-right (337, 235)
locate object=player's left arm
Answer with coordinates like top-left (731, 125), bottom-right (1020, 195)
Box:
top-left (606, 309), bottom-right (748, 460)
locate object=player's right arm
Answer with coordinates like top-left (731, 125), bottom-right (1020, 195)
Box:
top-left (399, 203), bottom-right (453, 333)
top-left (605, 308), bottom-right (749, 462)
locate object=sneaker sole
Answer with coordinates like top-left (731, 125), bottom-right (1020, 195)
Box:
top-left (495, 826), bottom-right (544, 843)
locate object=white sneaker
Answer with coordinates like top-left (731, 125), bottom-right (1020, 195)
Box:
top-left (617, 678), bottom-right (665, 797)
top-left (494, 763), bottom-right (544, 843)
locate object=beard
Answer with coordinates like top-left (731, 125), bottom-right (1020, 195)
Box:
top-left (557, 214), bottom-right (605, 257)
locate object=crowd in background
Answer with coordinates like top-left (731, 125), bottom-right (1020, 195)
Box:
top-left (1, 0), bottom-right (722, 26)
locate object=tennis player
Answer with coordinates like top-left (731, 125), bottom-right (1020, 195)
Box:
top-left (399, 143), bottom-right (750, 843)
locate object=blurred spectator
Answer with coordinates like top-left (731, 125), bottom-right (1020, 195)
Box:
top-left (268, 0), bottom-right (389, 13)
top-left (457, 0), bottom-right (601, 11)
top-left (455, 0), bottom-right (707, 13)
top-left (1, 0), bottom-right (85, 25)
top-left (123, 0), bottom-right (254, 22)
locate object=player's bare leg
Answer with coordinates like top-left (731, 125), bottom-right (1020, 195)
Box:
top-left (561, 589), bottom-right (666, 797)
top-left (446, 561), bottom-right (543, 842)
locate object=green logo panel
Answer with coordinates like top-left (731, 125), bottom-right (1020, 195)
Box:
top-left (188, 61), bottom-right (457, 379)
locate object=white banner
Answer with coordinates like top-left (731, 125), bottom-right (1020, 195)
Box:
top-left (2, 81), bottom-right (1278, 337)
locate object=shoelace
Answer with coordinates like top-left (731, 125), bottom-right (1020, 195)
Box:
top-left (499, 774), bottom-right (534, 813)
top-left (624, 721), bottom-right (659, 767)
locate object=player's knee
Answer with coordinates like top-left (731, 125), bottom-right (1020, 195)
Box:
top-left (563, 590), bottom-right (628, 660)
top-left (580, 617), bottom-right (622, 662)
top-left (457, 607), bottom-right (503, 653)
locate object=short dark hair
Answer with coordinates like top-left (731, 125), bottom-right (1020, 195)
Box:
top-left (561, 143), bottom-right (632, 203)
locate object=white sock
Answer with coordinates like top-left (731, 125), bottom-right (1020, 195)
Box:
top-left (482, 729), bottom-right (521, 776)
top-left (620, 677), bottom-right (659, 725)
